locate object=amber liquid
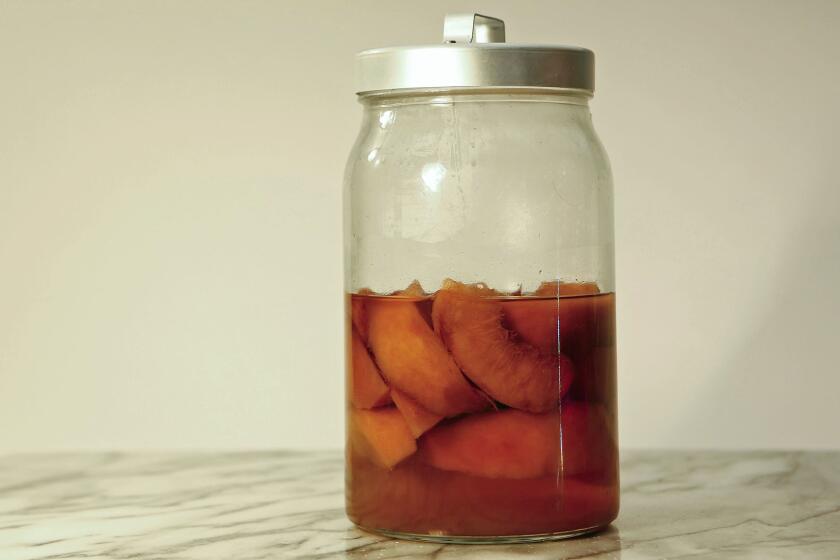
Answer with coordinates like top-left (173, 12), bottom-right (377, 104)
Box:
top-left (346, 281), bottom-right (618, 538)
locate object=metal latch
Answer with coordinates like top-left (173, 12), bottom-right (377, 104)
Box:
top-left (443, 13), bottom-right (506, 44)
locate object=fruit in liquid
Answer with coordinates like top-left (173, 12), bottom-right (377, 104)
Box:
top-left (346, 280), bottom-right (618, 537)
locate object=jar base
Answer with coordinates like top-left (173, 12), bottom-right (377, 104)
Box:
top-left (354, 523), bottom-right (610, 544)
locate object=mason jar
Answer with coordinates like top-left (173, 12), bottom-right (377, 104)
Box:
top-left (344, 14), bottom-right (617, 543)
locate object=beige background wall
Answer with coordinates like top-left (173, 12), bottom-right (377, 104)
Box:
top-left (1, 0), bottom-right (838, 452)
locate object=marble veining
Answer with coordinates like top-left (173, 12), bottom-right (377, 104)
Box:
top-left (0, 450), bottom-right (838, 559)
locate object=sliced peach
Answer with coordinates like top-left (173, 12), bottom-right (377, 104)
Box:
top-left (350, 290), bottom-right (373, 342)
top-left (442, 279), bottom-right (499, 297)
top-left (419, 409), bottom-right (560, 479)
top-left (501, 298), bottom-right (564, 355)
top-left (367, 297), bottom-right (487, 417)
top-left (398, 279), bottom-right (426, 298)
top-left (391, 389), bottom-right (443, 438)
top-left (502, 297), bottom-right (590, 356)
top-left (533, 280), bottom-right (601, 297)
top-left (398, 280), bottom-right (436, 328)
top-left (349, 328), bottom-right (391, 409)
top-left (350, 407), bottom-right (417, 469)
top-left (347, 450), bottom-right (618, 536)
top-left (558, 402), bottom-right (617, 479)
top-left (508, 281), bottom-right (600, 356)
top-left (418, 403), bottom-right (616, 480)
top-left (503, 292), bottom-right (615, 356)
top-left (432, 280), bottom-right (574, 412)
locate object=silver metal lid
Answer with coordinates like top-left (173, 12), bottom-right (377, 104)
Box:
top-left (355, 14), bottom-right (594, 96)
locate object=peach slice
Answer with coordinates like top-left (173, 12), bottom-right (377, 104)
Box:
top-left (533, 280), bottom-right (601, 297)
top-left (349, 328), bottom-right (392, 409)
top-left (432, 280), bottom-right (574, 412)
top-left (350, 289), bottom-right (373, 342)
top-left (367, 297), bottom-right (488, 417)
top-left (398, 279), bottom-right (426, 298)
top-left (501, 298), bottom-right (584, 356)
top-left (418, 403), bottom-right (616, 479)
top-left (503, 292), bottom-right (615, 356)
top-left (508, 281), bottom-right (600, 356)
top-left (501, 298), bottom-right (561, 355)
top-left (419, 409), bottom-right (560, 479)
top-left (391, 389), bottom-right (443, 438)
top-left (347, 449), bottom-right (618, 536)
top-left (350, 407), bottom-right (417, 469)
top-left (397, 280), bottom-right (436, 329)
top-left (558, 401), bottom-right (617, 478)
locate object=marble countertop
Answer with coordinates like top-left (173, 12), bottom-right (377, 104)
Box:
top-left (0, 451), bottom-right (838, 559)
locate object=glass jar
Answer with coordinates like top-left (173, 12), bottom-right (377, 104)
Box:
top-left (344, 14), bottom-right (617, 543)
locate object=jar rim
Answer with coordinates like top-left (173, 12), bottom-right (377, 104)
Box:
top-left (356, 89), bottom-right (593, 109)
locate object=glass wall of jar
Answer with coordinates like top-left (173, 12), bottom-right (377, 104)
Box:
top-left (344, 14), bottom-right (617, 543)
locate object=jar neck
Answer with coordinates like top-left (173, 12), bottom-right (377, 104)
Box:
top-left (358, 90), bottom-right (591, 109)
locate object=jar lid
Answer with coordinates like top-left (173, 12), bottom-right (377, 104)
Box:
top-left (355, 14), bottom-right (594, 96)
